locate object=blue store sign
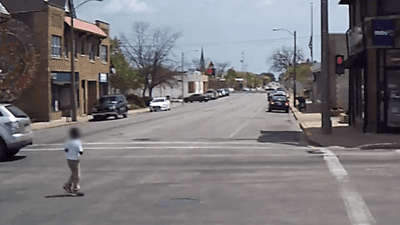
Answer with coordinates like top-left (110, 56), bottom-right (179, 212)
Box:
top-left (373, 20), bottom-right (395, 46)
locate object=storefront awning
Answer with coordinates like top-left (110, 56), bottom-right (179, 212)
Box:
top-left (343, 51), bottom-right (366, 69)
top-left (65, 17), bottom-right (107, 37)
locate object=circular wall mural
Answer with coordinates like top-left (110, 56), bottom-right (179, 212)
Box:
top-left (0, 18), bottom-right (39, 102)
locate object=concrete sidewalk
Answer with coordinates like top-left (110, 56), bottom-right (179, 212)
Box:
top-left (289, 97), bottom-right (400, 150)
top-left (31, 107), bottom-right (150, 131)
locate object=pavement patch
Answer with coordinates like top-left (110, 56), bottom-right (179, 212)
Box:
top-left (156, 198), bottom-right (200, 208)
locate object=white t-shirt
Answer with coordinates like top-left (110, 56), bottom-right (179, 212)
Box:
top-left (63, 139), bottom-right (83, 160)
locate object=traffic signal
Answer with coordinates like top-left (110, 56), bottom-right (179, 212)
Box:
top-left (335, 55), bottom-right (345, 75)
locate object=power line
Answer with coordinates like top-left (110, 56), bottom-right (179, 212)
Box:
top-left (179, 35), bottom-right (322, 47)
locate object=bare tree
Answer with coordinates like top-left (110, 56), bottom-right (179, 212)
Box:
top-left (119, 21), bottom-right (182, 97)
top-left (268, 46), bottom-right (305, 75)
top-left (215, 62), bottom-right (229, 78)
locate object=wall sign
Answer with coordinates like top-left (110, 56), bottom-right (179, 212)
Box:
top-left (373, 20), bottom-right (395, 46)
top-left (99, 73), bottom-right (108, 83)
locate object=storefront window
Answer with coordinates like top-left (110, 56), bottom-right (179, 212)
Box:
top-left (51, 35), bottom-right (61, 58)
top-left (89, 43), bottom-right (94, 61)
top-left (100, 45), bottom-right (108, 62)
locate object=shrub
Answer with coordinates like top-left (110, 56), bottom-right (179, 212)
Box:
top-left (126, 94), bottom-right (153, 108)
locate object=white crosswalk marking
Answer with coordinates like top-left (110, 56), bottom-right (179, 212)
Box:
top-left (320, 148), bottom-right (376, 225)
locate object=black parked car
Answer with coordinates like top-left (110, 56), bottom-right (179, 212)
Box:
top-left (184, 94), bottom-right (210, 103)
top-left (91, 95), bottom-right (129, 120)
top-left (268, 95), bottom-right (289, 113)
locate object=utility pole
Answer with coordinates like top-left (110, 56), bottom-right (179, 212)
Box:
top-left (241, 51), bottom-right (244, 72)
top-left (310, 2), bottom-right (313, 64)
top-left (321, 0), bottom-right (332, 134)
top-left (69, 1), bottom-right (77, 122)
top-left (293, 31), bottom-right (297, 108)
top-left (181, 52), bottom-right (184, 103)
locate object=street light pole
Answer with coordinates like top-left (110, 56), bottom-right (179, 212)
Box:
top-left (293, 31), bottom-right (297, 108)
top-left (272, 28), bottom-right (297, 108)
top-left (69, 0), bottom-right (102, 122)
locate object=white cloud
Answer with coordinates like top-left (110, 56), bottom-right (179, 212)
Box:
top-left (261, 0), bottom-right (275, 5)
top-left (105, 0), bottom-right (149, 13)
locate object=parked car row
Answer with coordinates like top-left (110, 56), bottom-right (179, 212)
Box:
top-left (185, 88), bottom-right (230, 103)
top-left (267, 88), bottom-right (288, 101)
top-left (267, 86), bottom-right (290, 113)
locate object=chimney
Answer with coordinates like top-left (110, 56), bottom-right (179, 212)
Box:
top-left (95, 20), bottom-right (109, 36)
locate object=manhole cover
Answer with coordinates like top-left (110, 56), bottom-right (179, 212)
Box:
top-left (157, 198), bottom-right (200, 208)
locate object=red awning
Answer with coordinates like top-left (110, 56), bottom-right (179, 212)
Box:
top-left (65, 17), bottom-right (107, 37)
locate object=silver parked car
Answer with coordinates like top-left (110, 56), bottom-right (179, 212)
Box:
top-left (0, 104), bottom-right (33, 159)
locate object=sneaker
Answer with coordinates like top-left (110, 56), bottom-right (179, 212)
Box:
top-left (73, 191), bottom-right (84, 196)
top-left (63, 186), bottom-right (72, 193)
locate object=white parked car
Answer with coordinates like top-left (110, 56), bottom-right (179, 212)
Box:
top-left (0, 104), bottom-right (33, 159)
top-left (149, 97), bottom-right (171, 112)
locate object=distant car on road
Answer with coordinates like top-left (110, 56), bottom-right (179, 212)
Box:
top-left (205, 89), bottom-right (219, 99)
top-left (149, 97), bottom-right (171, 112)
top-left (242, 88), bottom-right (250, 92)
top-left (250, 88), bottom-right (256, 91)
top-left (0, 104), bottom-right (33, 160)
top-left (274, 90), bottom-right (287, 96)
top-left (216, 89), bottom-right (227, 97)
top-left (223, 88), bottom-right (230, 96)
top-left (184, 94), bottom-right (210, 103)
top-left (92, 95), bottom-right (129, 120)
top-left (268, 95), bottom-right (289, 113)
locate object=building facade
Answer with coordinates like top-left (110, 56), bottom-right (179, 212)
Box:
top-left (340, 0), bottom-right (400, 133)
top-left (150, 71), bottom-right (209, 99)
top-left (2, 0), bottom-right (110, 122)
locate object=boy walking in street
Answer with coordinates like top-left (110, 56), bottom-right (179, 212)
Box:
top-left (63, 127), bottom-right (84, 196)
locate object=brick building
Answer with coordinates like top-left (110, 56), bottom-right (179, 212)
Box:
top-left (1, 0), bottom-right (110, 121)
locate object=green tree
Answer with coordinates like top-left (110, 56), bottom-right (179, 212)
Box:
top-left (284, 64), bottom-right (312, 85)
top-left (109, 38), bottom-right (143, 95)
top-left (225, 68), bottom-right (238, 88)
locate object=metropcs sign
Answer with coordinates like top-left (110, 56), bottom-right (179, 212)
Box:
top-left (373, 20), bottom-right (395, 46)
top-left (374, 30), bottom-right (395, 36)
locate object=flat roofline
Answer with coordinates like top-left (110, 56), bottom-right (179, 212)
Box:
top-left (339, 0), bottom-right (353, 4)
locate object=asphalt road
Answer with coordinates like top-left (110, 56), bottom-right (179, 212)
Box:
top-left (1, 92), bottom-right (398, 225)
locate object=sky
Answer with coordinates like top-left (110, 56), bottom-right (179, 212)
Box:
top-left (76, 0), bottom-right (349, 78)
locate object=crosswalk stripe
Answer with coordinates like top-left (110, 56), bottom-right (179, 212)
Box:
top-left (29, 141), bottom-right (290, 146)
top-left (21, 146), bottom-right (308, 151)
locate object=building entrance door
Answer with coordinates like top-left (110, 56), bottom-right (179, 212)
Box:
top-left (386, 70), bottom-right (400, 127)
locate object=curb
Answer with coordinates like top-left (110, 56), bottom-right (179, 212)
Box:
top-left (358, 143), bottom-right (400, 150)
top-left (32, 108), bottom-right (150, 131)
top-left (290, 104), bottom-right (323, 148)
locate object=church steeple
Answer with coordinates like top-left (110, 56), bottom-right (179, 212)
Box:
top-left (200, 47), bottom-right (205, 73)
